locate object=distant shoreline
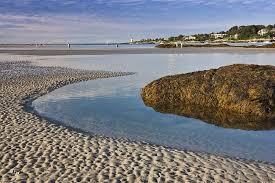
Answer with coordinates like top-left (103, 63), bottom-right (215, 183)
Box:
top-left (0, 43), bottom-right (155, 48)
top-left (1, 47), bottom-right (275, 56)
top-left (155, 43), bottom-right (275, 48)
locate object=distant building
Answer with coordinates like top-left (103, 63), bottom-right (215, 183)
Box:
top-left (130, 38), bottom-right (134, 43)
top-left (211, 33), bottom-right (227, 39)
top-left (258, 29), bottom-right (269, 36)
top-left (184, 35), bottom-right (196, 41)
top-left (230, 34), bottom-right (239, 39)
top-left (258, 28), bottom-right (275, 36)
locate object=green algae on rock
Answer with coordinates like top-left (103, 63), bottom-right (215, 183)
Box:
top-left (155, 43), bottom-right (275, 49)
top-left (141, 64), bottom-right (275, 131)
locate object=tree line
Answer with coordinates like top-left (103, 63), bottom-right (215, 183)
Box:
top-left (227, 24), bottom-right (275, 39)
top-left (137, 24), bottom-right (275, 43)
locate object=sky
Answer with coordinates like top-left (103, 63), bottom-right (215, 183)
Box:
top-left (1, 0), bottom-right (275, 43)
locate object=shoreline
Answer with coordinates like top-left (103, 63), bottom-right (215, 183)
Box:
top-left (1, 47), bottom-right (275, 56)
top-left (1, 59), bottom-right (275, 182)
top-left (29, 101), bottom-right (275, 167)
top-left (26, 83), bottom-right (275, 166)
top-left (26, 75), bottom-right (274, 166)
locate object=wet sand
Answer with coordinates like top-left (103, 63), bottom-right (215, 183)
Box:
top-left (0, 55), bottom-right (275, 182)
top-left (1, 47), bottom-right (275, 56)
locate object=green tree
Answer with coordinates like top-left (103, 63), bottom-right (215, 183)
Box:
top-left (227, 25), bottom-right (265, 39)
top-left (227, 26), bottom-right (239, 35)
top-left (267, 25), bottom-right (274, 31)
top-left (194, 34), bottom-right (211, 41)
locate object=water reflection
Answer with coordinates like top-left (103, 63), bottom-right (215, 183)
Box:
top-left (141, 99), bottom-right (275, 130)
top-left (33, 53), bottom-right (275, 163)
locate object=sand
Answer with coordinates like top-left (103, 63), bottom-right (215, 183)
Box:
top-left (1, 47), bottom-right (275, 56)
top-left (0, 57), bottom-right (275, 183)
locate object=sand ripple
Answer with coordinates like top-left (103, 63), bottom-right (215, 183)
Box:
top-left (0, 60), bottom-right (275, 182)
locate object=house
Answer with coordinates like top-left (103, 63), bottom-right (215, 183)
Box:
top-left (211, 33), bottom-right (227, 39)
top-left (258, 29), bottom-right (269, 36)
top-left (234, 34), bottom-right (239, 39)
top-left (184, 35), bottom-right (196, 41)
top-left (230, 34), bottom-right (239, 39)
top-left (258, 28), bottom-right (275, 36)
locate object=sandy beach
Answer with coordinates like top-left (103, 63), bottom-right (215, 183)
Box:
top-left (1, 47), bottom-right (275, 56)
top-left (1, 54), bottom-right (275, 182)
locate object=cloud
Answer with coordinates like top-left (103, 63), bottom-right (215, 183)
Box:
top-left (0, 14), bottom-right (130, 43)
top-left (0, 13), bottom-right (233, 43)
top-left (2, 0), bottom-right (274, 7)
top-left (1, 0), bottom-right (275, 43)
top-left (149, 0), bottom-right (275, 7)
top-left (88, 0), bottom-right (275, 6)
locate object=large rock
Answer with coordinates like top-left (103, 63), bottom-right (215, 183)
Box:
top-left (141, 64), bottom-right (275, 130)
top-left (155, 43), bottom-right (275, 48)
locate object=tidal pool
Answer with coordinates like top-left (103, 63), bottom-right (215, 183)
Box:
top-left (33, 53), bottom-right (275, 163)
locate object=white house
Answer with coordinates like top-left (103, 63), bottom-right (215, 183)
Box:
top-left (230, 34), bottom-right (239, 39)
top-left (184, 35), bottom-right (196, 40)
top-left (211, 33), bottom-right (227, 39)
top-left (234, 34), bottom-right (239, 39)
top-left (258, 29), bottom-right (269, 36)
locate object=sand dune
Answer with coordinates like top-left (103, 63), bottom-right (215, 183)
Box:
top-left (0, 58), bottom-right (275, 182)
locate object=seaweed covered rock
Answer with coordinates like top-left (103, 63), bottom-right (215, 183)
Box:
top-left (155, 43), bottom-right (275, 49)
top-left (155, 43), bottom-right (231, 48)
top-left (141, 64), bottom-right (275, 130)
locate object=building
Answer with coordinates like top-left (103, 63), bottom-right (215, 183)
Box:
top-left (229, 34), bottom-right (239, 39)
top-left (258, 29), bottom-right (269, 36)
top-left (211, 33), bottom-right (227, 39)
top-left (258, 28), bottom-right (275, 36)
top-left (184, 35), bottom-right (196, 41)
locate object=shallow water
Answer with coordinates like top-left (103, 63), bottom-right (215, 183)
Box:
top-left (33, 53), bottom-right (275, 163)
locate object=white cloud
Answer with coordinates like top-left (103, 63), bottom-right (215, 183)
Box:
top-left (2, 0), bottom-right (273, 6)
top-left (0, 13), bottom-right (226, 43)
top-left (94, 0), bottom-right (274, 6)
top-left (0, 14), bottom-right (132, 43)
top-left (1, 12), bottom-right (275, 43)
top-left (1, 0), bottom-right (275, 43)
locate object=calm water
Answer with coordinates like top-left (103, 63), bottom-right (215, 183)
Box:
top-left (71, 43), bottom-right (156, 49)
top-left (3, 42), bottom-right (270, 49)
top-left (33, 53), bottom-right (275, 163)
top-left (3, 43), bottom-right (156, 49)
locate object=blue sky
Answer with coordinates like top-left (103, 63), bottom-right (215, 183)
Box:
top-left (1, 0), bottom-right (275, 43)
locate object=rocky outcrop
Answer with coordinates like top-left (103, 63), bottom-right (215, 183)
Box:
top-left (141, 64), bottom-right (275, 130)
top-left (246, 43), bottom-right (275, 48)
top-left (156, 43), bottom-right (231, 48)
top-left (155, 43), bottom-right (275, 49)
